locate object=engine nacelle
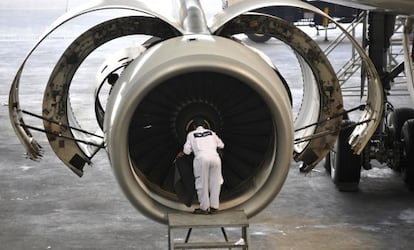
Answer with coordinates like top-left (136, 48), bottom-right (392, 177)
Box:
top-left (104, 35), bottom-right (293, 223)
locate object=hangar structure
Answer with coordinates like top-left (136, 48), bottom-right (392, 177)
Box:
top-left (2, 0), bottom-right (414, 249)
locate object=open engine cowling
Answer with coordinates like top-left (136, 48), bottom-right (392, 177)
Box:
top-left (104, 35), bottom-right (293, 223)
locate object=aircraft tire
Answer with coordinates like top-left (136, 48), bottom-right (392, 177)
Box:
top-left (388, 108), bottom-right (414, 139)
top-left (324, 153), bottom-right (331, 175)
top-left (324, 114), bottom-right (350, 176)
top-left (387, 108), bottom-right (414, 170)
top-left (246, 33), bottom-right (271, 43)
top-left (400, 119), bottom-right (414, 189)
top-left (330, 120), bottom-right (361, 192)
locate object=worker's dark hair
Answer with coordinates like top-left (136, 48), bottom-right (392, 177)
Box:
top-left (192, 118), bottom-right (207, 128)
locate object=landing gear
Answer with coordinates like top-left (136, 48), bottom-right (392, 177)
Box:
top-left (387, 108), bottom-right (414, 171)
top-left (325, 120), bottom-right (361, 192)
top-left (323, 11), bottom-right (414, 192)
top-left (401, 119), bottom-right (414, 189)
top-left (325, 108), bottom-right (414, 191)
top-left (387, 108), bottom-right (414, 188)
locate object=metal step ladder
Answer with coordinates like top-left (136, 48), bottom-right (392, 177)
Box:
top-left (168, 210), bottom-right (250, 249)
top-left (388, 18), bottom-right (405, 72)
top-left (324, 11), bottom-right (368, 86)
top-left (324, 12), bottom-right (410, 92)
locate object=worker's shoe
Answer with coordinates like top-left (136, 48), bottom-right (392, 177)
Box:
top-left (193, 208), bottom-right (209, 215)
top-left (209, 208), bottom-right (219, 214)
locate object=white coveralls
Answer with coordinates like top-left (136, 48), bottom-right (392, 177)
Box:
top-left (183, 126), bottom-right (224, 211)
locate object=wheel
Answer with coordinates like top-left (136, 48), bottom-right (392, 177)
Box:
top-left (324, 153), bottom-right (331, 175)
top-left (387, 108), bottom-right (414, 170)
top-left (324, 113), bottom-right (349, 176)
top-left (401, 119), bottom-right (414, 189)
top-left (246, 33), bottom-right (271, 43)
top-left (388, 108), bottom-right (414, 142)
top-left (330, 120), bottom-right (361, 192)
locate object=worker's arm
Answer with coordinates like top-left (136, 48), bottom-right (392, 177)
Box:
top-left (215, 133), bottom-right (224, 149)
top-left (183, 134), bottom-right (193, 155)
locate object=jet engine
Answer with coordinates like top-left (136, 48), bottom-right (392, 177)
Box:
top-left (104, 34), bottom-right (293, 223)
top-left (8, 0), bottom-right (383, 224)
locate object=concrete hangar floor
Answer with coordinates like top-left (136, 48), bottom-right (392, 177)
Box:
top-left (1, 1), bottom-right (414, 249)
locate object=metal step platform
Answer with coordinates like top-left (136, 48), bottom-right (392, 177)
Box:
top-left (168, 210), bottom-right (250, 249)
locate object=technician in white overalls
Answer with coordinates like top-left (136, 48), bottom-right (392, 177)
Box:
top-left (178, 119), bottom-right (224, 214)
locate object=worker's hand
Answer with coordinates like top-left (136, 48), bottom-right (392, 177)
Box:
top-left (176, 151), bottom-right (185, 158)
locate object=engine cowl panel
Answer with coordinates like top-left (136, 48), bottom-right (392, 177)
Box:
top-left (104, 35), bottom-right (294, 223)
